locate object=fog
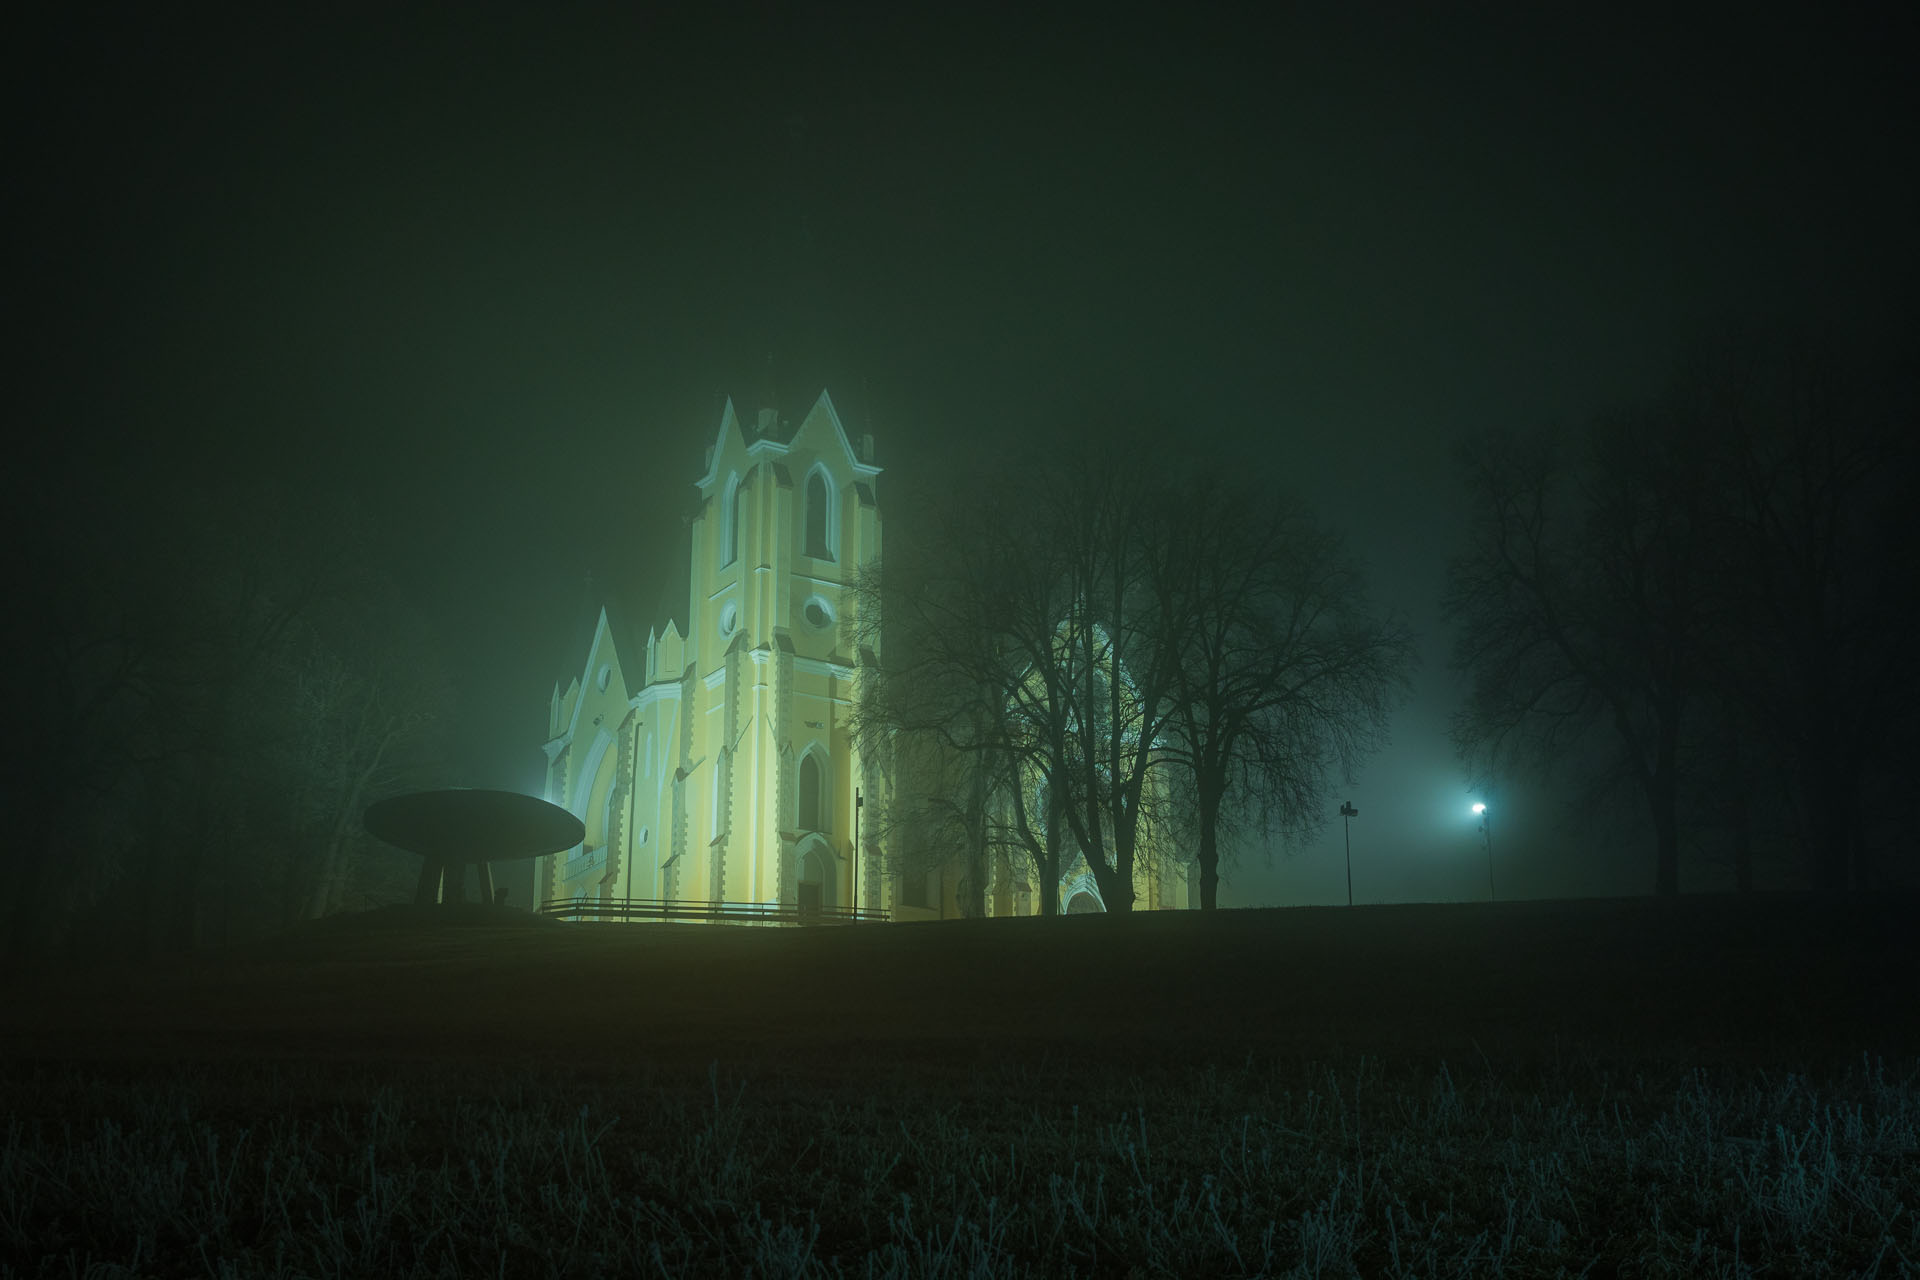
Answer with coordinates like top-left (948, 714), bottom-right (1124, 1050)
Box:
top-left (13, 6), bottom-right (1915, 934)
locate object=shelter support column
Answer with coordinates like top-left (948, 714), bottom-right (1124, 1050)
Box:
top-left (415, 858), bottom-right (444, 906)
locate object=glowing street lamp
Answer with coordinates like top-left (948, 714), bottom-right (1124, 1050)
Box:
top-left (1339, 801), bottom-right (1358, 907)
top-left (1473, 802), bottom-right (1495, 900)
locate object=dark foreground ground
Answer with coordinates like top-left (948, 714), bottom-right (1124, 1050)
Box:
top-left (2, 895), bottom-right (1916, 1277)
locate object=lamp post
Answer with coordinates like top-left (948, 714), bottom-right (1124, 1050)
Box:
top-left (1473, 802), bottom-right (1495, 900)
top-left (1339, 801), bottom-right (1358, 907)
top-left (852, 786), bottom-right (863, 918)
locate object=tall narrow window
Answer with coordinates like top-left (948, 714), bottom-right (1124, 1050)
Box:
top-left (798, 751), bottom-right (825, 832)
top-left (805, 469), bottom-right (833, 560)
top-left (734, 476), bottom-right (747, 564)
top-left (720, 473), bottom-right (741, 568)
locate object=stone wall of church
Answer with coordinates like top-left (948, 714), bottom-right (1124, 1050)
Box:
top-left (541, 391), bottom-right (887, 920)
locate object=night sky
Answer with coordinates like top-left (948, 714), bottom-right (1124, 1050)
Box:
top-left (22, 5), bottom-right (1915, 908)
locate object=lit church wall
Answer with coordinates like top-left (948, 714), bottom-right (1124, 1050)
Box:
top-left (536, 388), bottom-right (1191, 921)
top-left (536, 391), bottom-right (884, 917)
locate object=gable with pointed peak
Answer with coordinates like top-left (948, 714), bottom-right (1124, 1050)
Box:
top-left (555, 605), bottom-right (645, 744)
top-left (695, 389), bottom-right (881, 494)
top-left (790, 388), bottom-right (882, 479)
top-left (694, 397), bottom-right (747, 492)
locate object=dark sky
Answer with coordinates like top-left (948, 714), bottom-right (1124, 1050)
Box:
top-left (22, 4), bottom-right (1915, 906)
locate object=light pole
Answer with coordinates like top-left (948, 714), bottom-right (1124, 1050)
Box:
top-left (1339, 801), bottom-right (1358, 907)
top-left (1473, 802), bottom-right (1495, 900)
top-left (852, 787), bottom-right (864, 918)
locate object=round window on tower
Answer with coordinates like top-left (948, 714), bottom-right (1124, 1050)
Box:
top-left (595, 664), bottom-right (611, 692)
top-left (803, 594), bottom-right (835, 631)
top-left (719, 602), bottom-right (739, 637)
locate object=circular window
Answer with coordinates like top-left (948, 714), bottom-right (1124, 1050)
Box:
top-left (637, 826), bottom-right (649, 846)
top-left (595, 664), bottom-right (611, 692)
top-left (718, 602), bottom-right (739, 637)
top-left (803, 595), bottom-right (835, 630)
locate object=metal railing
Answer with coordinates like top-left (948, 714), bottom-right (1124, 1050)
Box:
top-left (536, 895), bottom-right (889, 925)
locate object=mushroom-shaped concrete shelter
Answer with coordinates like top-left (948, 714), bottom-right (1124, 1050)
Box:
top-left (364, 789), bottom-right (585, 907)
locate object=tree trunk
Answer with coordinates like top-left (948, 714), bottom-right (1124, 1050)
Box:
top-left (1651, 764), bottom-right (1680, 897)
top-left (1195, 769), bottom-right (1224, 911)
top-left (962, 755), bottom-right (988, 918)
top-left (1100, 821), bottom-right (1137, 915)
top-left (174, 729), bottom-right (225, 955)
top-left (307, 732), bottom-right (393, 920)
top-left (1648, 702), bottom-right (1682, 897)
top-left (139, 787), bottom-right (172, 960)
top-left (1072, 795), bottom-right (1135, 915)
top-left (1037, 771), bottom-right (1063, 915)
top-left (1815, 803), bottom-right (1854, 893)
top-left (1731, 794), bottom-right (1753, 894)
top-left (5, 807), bottom-right (53, 961)
top-left (1804, 754), bottom-right (1853, 892)
top-left (1196, 815), bottom-right (1219, 912)
top-left (1654, 813), bottom-right (1680, 897)
top-left (1037, 865), bottom-right (1060, 916)
top-left (1082, 836), bottom-right (1135, 913)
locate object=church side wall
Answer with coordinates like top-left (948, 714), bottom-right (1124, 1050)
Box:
top-left (541, 396), bottom-right (898, 922)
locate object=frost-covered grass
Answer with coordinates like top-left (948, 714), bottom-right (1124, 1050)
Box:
top-left (4, 896), bottom-right (1914, 1276)
top-left (3, 1050), bottom-right (1916, 1278)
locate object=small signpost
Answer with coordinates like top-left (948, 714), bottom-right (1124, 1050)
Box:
top-left (1339, 801), bottom-right (1358, 907)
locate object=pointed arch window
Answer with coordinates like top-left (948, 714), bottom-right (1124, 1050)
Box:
top-left (720, 473), bottom-right (742, 569)
top-left (798, 749), bottom-right (828, 833)
top-left (805, 467), bottom-right (835, 561)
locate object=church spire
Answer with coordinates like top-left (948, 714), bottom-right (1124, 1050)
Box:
top-left (756, 349), bottom-right (781, 437)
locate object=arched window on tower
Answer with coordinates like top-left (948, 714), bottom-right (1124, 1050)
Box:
top-left (719, 473), bottom-right (741, 568)
top-left (805, 468), bottom-right (834, 560)
top-left (798, 750), bottom-right (827, 833)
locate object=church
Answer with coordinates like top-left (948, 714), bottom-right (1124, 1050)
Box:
top-left (534, 389), bottom-right (1193, 921)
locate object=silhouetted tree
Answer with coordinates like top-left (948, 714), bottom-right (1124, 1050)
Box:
top-left (1445, 404), bottom-right (1714, 896)
top-left (1157, 479), bottom-right (1413, 910)
top-left (849, 480), bottom-right (1063, 916)
top-left (273, 590), bottom-right (451, 923)
top-left (1029, 445), bottom-right (1183, 914)
top-left (1685, 334), bottom-right (1918, 890)
top-left (5, 452), bottom-right (456, 957)
top-left (1448, 331), bottom-right (1919, 896)
top-left (859, 435), bottom-right (1409, 916)
top-left (1, 459), bottom-right (164, 959)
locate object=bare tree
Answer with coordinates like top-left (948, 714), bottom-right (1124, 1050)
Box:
top-left (1000, 443), bottom-right (1188, 915)
top-left (1158, 480), bottom-right (1413, 910)
top-left (860, 434), bottom-right (1412, 917)
top-left (6, 457), bottom-right (458, 956)
top-left (1445, 402), bottom-right (1715, 897)
top-left (1, 460), bottom-right (165, 960)
top-left (274, 601), bottom-right (451, 923)
top-left (848, 479), bottom-right (1061, 916)
top-left (1690, 335), bottom-right (1918, 890)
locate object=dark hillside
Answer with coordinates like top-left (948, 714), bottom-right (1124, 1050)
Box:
top-left (5, 894), bottom-right (1912, 1067)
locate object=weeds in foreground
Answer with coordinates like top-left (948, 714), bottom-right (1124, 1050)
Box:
top-left (1, 1051), bottom-right (1915, 1277)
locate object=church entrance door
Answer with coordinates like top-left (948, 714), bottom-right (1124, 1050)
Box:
top-left (796, 879), bottom-right (823, 921)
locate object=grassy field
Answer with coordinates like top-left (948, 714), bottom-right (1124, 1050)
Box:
top-left (2, 895), bottom-right (1916, 1276)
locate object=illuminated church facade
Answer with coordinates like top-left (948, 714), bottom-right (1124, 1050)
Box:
top-left (535, 389), bottom-right (1192, 921)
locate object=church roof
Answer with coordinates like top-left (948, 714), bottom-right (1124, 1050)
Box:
top-left (695, 387), bottom-right (881, 490)
top-left (599, 599), bottom-right (647, 688)
top-left (559, 599), bottom-right (646, 702)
